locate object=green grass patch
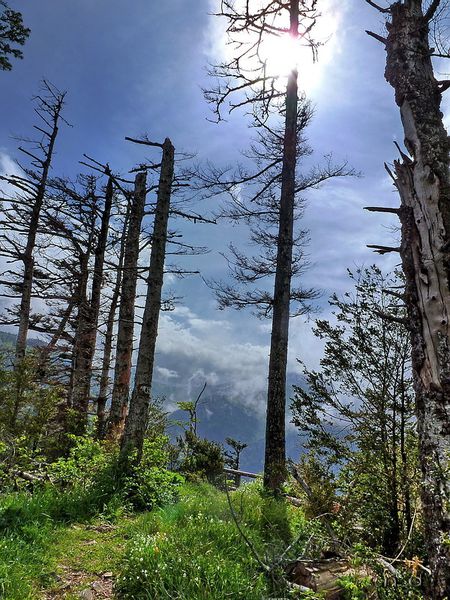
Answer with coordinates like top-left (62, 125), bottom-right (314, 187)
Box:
top-left (0, 481), bottom-right (315, 599)
top-left (116, 482), bottom-right (313, 599)
top-left (0, 484), bottom-right (133, 599)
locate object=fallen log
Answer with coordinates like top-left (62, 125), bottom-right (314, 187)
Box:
top-left (223, 467), bottom-right (261, 479)
top-left (285, 558), bottom-right (373, 599)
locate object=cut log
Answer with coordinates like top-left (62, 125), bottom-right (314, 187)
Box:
top-left (285, 558), bottom-right (372, 599)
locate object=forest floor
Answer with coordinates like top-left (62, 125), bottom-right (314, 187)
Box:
top-left (0, 483), bottom-right (278, 599)
top-left (40, 520), bottom-right (131, 599)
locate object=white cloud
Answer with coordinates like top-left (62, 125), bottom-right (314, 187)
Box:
top-left (155, 366), bottom-right (179, 381)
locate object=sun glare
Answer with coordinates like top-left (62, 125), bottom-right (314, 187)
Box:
top-left (213, 0), bottom-right (344, 95)
top-left (259, 35), bottom-right (301, 79)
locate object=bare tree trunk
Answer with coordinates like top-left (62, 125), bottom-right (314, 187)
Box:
top-left (263, 0), bottom-right (299, 492)
top-left (96, 200), bottom-right (131, 438)
top-left (121, 139), bottom-right (174, 460)
top-left (67, 250), bottom-right (91, 432)
top-left (15, 92), bottom-right (64, 365)
top-left (70, 177), bottom-right (113, 434)
top-left (107, 173), bottom-right (147, 438)
top-left (377, 2), bottom-right (450, 595)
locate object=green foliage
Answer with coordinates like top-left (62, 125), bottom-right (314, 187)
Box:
top-left (0, 352), bottom-right (65, 485)
top-left (337, 574), bottom-right (372, 599)
top-left (0, 433), bottom-right (185, 596)
top-left (122, 437), bottom-right (184, 510)
top-left (0, 352), bottom-right (61, 433)
top-left (291, 266), bottom-right (419, 554)
top-left (0, 0), bottom-right (30, 71)
top-left (293, 453), bottom-right (337, 521)
top-left (116, 482), bottom-right (313, 599)
top-left (177, 430), bottom-right (225, 483)
top-left (49, 434), bottom-right (109, 488)
top-left (49, 433), bottom-right (183, 513)
top-left (346, 544), bottom-right (424, 599)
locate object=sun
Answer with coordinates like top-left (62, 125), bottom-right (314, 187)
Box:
top-left (258, 34), bottom-right (302, 79)
top-left (213, 0), bottom-right (344, 95)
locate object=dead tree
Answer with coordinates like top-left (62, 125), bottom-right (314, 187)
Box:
top-left (225, 437), bottom-right (248, 487)
top-left (96, 196), bottom-right (131, 438)
top-left (205, 0), bottom-right (350, 492)
top-left (365, 1), bottom-right (450, 595)
top-left (107, 172), bottom-right (147, 438)
top-left (121, 138), bottom-right (175, 459)
top-left (0, 81), bottom-right (66, 367)
top-left (69, 175), bottom-right (114, 433)
top-left (36, 175), bottom-right (104, 431)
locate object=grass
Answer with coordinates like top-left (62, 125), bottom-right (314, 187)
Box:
top-left (116, 482), bottom-right (313, 599)
top-left (0, 481), bottom-right (316, 599)
top-left (0, 483), bottom-right (132, 599)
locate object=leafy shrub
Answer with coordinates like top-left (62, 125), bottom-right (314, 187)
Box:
top-left (338, 574), bottom-right (373, 599)
top-left (177, 431), bottom-right (225, 484)
top-left (122, 437), bottom-right (184, 510)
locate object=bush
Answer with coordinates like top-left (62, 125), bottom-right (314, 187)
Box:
top-left (123, 437), bottom-right (184, 510)
top-left (177, 431), bottom-right (225, 484)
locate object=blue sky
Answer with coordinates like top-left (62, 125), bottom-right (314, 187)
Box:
top-left (0, 0), bottom-right (413, 418)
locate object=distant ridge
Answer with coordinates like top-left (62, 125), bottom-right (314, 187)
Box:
top-left (0, 330), bottom-right (44, 348)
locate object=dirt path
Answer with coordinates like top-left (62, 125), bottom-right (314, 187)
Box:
top-left (41, 522), bottom-right (129, 599)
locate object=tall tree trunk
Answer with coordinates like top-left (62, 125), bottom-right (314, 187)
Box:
top-left (67, 250), bottom-right (91, 432)
top-left (15, 95), bottom-right (64, 365)
top-left (70, 177), bottom-right (113, 433)
top-left (379, 2), bottom-right (450, 595)
top-left (107, 173), bottom-right (147, 438)
top-left (96, 200), bottom-right (131, 438)
top-left (263, 0), bottom-right (299, 492)
top-left (121, 139), bottom-right (174, 460)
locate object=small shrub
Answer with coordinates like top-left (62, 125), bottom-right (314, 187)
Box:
top-left (123, 437), bottom-right (184, 510)
top-left (338, 574), bottom-right (373, 600)
top-left (177, 431), bottom-right (225, 484)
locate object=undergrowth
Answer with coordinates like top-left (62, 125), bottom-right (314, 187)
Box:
top-left (116, 481), bottom-right (315, 599)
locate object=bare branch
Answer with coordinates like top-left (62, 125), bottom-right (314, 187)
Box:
top-left (366, 30), bottom-right (387, 45)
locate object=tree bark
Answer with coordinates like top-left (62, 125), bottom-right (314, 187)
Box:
top-left (121, 139), bottom-right (174, 460)
top-left (381, 2), bottom-right (450, 595)
top-left (67, 249), bottom-right (90, 430)
top-left (263, 0), bottom-right (299, 492)
top-left (70, 176), bottom-right (113, 433)
top-left (107, 173), bottom-right (147, 438)
top-left (96, 198), bottom-right (131, 438)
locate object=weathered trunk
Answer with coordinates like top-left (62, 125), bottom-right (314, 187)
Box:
top-left (107, 173), bottom-right (147, 438)
top-left (15, 98), bottom-right (63, 365)
top-left (70, 177), bottom-right (113, 434)
top-left (67, 251), bottom-right (91, 432)
top-left (263, 0), bottom-right (299, 492)
top-left (121, 139), bottom-right (174, 460)
top-left (382, 3), bottom-right (450, 595)
top-left (96, 199), bottom-right (131, 438)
